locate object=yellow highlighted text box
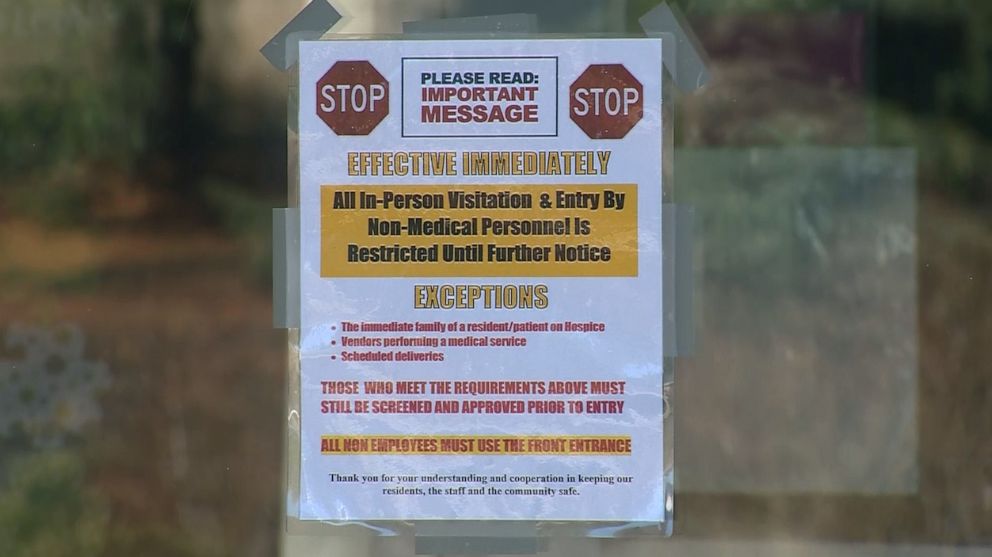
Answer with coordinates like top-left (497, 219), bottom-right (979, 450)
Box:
top-left (320, 435), bottom-right (632, 455)
top-left (320, 184), bottom-right (637, 277)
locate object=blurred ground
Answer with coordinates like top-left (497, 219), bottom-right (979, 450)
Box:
top-left (0, 210), bottom-right (284, 555)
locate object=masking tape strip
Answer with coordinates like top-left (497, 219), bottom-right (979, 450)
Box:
top-left (640, 2), bottom-right (710, 92)
top-left (664, 204), bottom-right (695, 357)
top-left (261, 0), bottom-right (342, 70)
top-left (415, 522), bottom-right (542, 555)
top-left (273, 208), bottom-right (301, 328)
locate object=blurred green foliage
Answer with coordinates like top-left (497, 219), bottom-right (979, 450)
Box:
top-left (0, 0), bottom-right (206, 228)
top-left (627, 0), bottom-right (992, 206)
top-left (0, 0), bottom-right (202, 177)
top-left (0, 2), bottom-right (158, 174)
top-left (6, 173), bottom-right (90, 228)
top-left (0, 451), bottom-right (108, 557)
top-left (0, 448), bottom-right (221, 557)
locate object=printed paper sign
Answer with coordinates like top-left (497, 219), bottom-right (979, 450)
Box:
top-left (298, 38), bottom-right (664, 522)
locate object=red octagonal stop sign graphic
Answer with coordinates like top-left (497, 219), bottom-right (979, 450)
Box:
top-left (569, 64), bottom-right (643, 139)
top-left (316, 61), bottom-right (389, 135)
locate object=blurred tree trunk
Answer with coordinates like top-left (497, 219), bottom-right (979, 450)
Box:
top-left (155, 0), bottom-right (201, 192)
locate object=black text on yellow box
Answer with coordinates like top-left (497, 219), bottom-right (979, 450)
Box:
top-left (320, 184), bottom-right (638, 277)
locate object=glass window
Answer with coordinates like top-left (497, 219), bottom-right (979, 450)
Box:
top-left (1, 1), bottom-right (989, 555)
